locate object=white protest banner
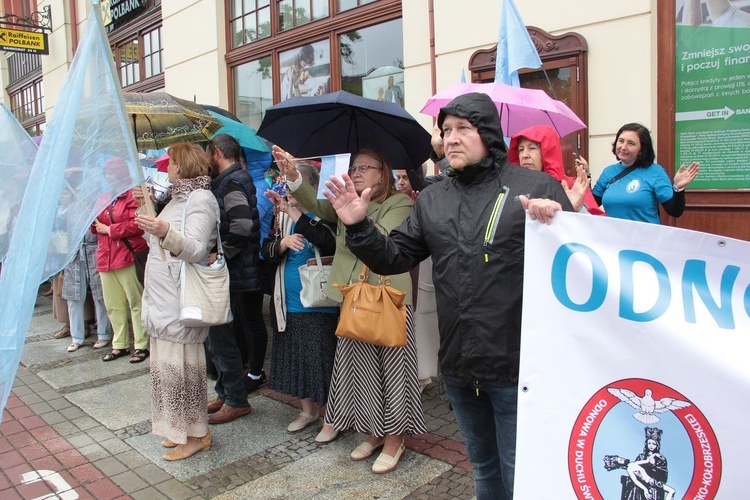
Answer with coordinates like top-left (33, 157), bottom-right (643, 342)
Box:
top-left (516, 212), bottom-right (750, 499)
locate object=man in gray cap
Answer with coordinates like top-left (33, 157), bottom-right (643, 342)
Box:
top-left (322, 92), bottom-right (573, 499)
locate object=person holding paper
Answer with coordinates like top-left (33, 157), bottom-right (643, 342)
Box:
top-left (261, 163), bottom-right (339, 442)
top-left (272, 145), bottom-right (425, 474)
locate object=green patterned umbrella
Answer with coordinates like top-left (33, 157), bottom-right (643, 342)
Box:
top-left (123, 92), bottom-right (223, 149)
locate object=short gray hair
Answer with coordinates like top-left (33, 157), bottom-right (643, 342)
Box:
top-left (297, 163), bottom-right (320, 188)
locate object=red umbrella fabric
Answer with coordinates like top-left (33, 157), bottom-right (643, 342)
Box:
top-left (420, 82), bottom-right (586, 138)
top-left (155, 152), bottom-right (170, 172)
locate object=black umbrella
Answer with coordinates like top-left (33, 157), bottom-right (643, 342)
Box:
top-left (201, 104), bottom-right (242, 123)
top-left (257, 91), bottom-right (432, 170)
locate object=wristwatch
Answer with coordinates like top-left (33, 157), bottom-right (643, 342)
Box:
top-left (673, 183), bottom-right (685, 192)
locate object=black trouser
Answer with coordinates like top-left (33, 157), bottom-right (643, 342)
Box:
top-left (232, 290), bottom-right (267, 375)
top-left (207, 291), bottom-right (251, 407)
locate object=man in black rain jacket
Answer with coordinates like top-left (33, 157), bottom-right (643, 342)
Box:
top-left (322, 92), bottom-right (574, 499)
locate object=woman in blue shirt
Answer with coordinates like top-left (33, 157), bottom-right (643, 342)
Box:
top-left (590, 123), bottom-right (699, 223)
top-left (261, 163), bottom-right (340, 443)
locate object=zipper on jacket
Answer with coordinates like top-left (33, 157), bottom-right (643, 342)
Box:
top-left (483, 186), bottom-right (509, 262)
top-left (474, 380), bottom-right (481, 397)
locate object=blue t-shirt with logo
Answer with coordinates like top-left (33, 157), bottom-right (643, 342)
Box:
top-left (592, 163), bottom-right (674, 224)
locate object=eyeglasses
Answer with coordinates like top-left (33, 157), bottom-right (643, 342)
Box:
top-left (348, 165), bottom-right (383, 174)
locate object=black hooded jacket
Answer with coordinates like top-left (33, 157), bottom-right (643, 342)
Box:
top-left (344, 93), bottom-right (573, 383)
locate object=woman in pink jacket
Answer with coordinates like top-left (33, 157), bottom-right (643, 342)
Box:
top-left (93, 189), bottom-right (149, 363)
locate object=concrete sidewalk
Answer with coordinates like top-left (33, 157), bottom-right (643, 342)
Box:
top-left (1, 292), bottom-right (475, 499)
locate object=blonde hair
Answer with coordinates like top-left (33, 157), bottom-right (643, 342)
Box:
top-left (169, 142), bottom-right (209, 178)
top-left (354, 148), bottom-right (399, 204)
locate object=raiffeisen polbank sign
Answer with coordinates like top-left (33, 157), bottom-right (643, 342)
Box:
top-left (0, 27), bottom-right (49, 55)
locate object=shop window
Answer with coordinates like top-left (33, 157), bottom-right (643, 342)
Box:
top-left (230, 0), bottom-right (271, 48)
top-left (338, 0), bottom-right (376, 13)
top-left (280, 40), bottom-right (331, 101)
top-left (339, 18), bottom-right (403, 102)
top-left (278, 0), bottom-right (328, 31)
top-left (226, 0), bottom-right (401, 120)
top-left (234, 56), bottom-right (274, 130)
top-left (8, 77), bottom-right (45, 135)
top-left (112, 24), bottom-right (164, 90)
top-left (469, 26), bottom-right (588, 176)
top-left (143, 27), bottom-right (162, 79)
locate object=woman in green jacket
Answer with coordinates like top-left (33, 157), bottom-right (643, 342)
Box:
top-left (273, 145), bottom-right (425, 474)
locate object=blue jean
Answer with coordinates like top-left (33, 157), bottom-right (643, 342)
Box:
top-left (444, 375), bottom-right (517, 500)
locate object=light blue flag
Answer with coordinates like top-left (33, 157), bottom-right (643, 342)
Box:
top-left (460, 69), bottom-right (467, 83)
top-left (0, 104), bottom-right (37, 263)
top-left (0, 3), bottom-right (143, 418)
top-left (494, 0), bottom-right (543, 86)
top-left (317, 154), bottom-right (352, 199)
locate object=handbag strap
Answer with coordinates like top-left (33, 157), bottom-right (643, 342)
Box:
top-left (607, 165), bottom-right (638, 187)
top-left (110, 198), bottom-right (141, 259)
top-left (312, 245), bottom-right (330, 284)
top-left (181, 191), bottom-right (223, 257)
top-left (357, 263), bottom-right (391, 286)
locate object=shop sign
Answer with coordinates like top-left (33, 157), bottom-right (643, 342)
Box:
top-left (0, 27), bottom-right (49, 54)
top-left (101, 0), bottom-right (148, 30)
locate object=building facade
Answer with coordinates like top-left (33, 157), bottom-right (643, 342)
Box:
top-left (2, 0), bottom-right (749, 240)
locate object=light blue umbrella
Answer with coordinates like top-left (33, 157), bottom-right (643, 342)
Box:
top-left (208, 110), bottom-right (270, 160)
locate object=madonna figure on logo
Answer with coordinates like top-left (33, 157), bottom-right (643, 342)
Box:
top-left (603, 427), bottom-right (675, 500)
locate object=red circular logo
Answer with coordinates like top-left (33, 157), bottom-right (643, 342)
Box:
top-left (568, 378), bottom-right (721, 500)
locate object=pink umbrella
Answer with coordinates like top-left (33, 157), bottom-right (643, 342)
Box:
top-left (155, 152), bottom-right (169, 172)
top-left (420, 82), bottom-right (586, 138)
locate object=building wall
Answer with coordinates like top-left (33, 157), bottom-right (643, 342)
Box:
top-left (161, 0), bottom-right (225, 107)
top-left (3, 0), bottom-right (659, 180)
top-left (403, 0), bottom-right (658, 179)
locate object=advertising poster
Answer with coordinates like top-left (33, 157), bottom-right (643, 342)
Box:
top-left (279, 40), bottom-right (331, 102)
top-left (362, 66), bottom-right (405, 106)
top-left (674, 0), bottom-right (750, 189)
top-left (515, 212), bottom-right (750, 499)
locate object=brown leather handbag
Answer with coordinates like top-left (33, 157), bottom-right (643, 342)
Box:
top-left (334, 264), bottom-right (407, 347)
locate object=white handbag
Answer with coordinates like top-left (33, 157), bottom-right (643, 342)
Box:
top-left (178, 193), bottom-right (232, 327)
top-left (298, 245), bottom-right (338, 308)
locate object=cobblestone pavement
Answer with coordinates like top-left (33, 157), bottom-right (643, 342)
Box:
top-left (1, 291), bottom-right (476, 499)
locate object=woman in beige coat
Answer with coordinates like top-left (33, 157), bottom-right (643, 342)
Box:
top-left (135, 143), bottom-right (219, 461)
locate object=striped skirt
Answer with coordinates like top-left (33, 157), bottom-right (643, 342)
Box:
top-left (324, 305), bottom-right (426, 437)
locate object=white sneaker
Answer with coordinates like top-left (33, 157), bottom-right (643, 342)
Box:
top-left (67, 342), bottom-right (82, 352)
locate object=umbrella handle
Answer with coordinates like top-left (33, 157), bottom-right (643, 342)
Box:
top-left (138, 182), bottom-right (168, 261)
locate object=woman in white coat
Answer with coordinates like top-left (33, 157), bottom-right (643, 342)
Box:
top-left (135, 142), bottom-right (219, 461)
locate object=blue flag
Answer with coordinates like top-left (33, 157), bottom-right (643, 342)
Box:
top-left (494, 0), bottom-right (542, 86)
top-left (0, 4), bottom-right (143, 418)
top-left (0, 104), bottom-right (37, 264)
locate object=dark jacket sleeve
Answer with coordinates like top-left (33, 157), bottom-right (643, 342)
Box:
top-left (294, 215), bottom-right (337, 256)
top-left (260, 235), bottom-right (282, 266)
top-left (660, 190), bottom-right (686, 217)
top-left (222, 179), bottom-right (260, 261)
top-left (345, 202), bottom-right (431, 276)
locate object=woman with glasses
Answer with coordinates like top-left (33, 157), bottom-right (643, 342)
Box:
top-left (272, 145), bottom-right (425, 475)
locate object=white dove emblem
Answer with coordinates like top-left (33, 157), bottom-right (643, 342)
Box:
top-left (607, 388), bottom-right (692, 424)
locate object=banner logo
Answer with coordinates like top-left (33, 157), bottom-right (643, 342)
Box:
top-left (568, 378), bottom-right (721, 500)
